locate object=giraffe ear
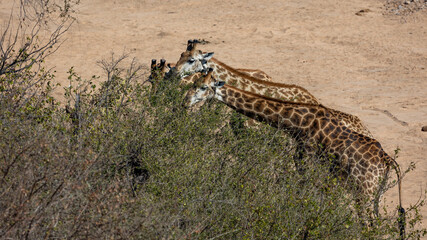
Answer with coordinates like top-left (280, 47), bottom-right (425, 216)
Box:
top-left (213, 81), bottom-right (225, 88)
top-left (203, 52), bottom-right (214, 61)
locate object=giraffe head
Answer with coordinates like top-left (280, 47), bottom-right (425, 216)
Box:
top-left (173, 39), bottom-right (214, 78)
top-left (183, 68), bottom-right (225, 108)
top-left (148, 58), bottom-right (170, 82)
top-left (148, 58), bottom-right (178, 82)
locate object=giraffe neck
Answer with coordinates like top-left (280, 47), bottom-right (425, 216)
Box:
top-left (214, 84), bottom-right (329, 140)
top-left (181, 72), bottom-right (202, 85)
top-left (207, 58), bottom-right (320, 105)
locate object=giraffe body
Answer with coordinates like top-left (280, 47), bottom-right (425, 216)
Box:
top-left (216, 85), bottom-right (388, 197)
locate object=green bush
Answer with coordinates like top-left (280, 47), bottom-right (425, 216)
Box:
top-left (1, 52), bottom-right (426, 239)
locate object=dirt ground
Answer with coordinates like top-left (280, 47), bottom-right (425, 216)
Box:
top-left (1, 0), bottom-right (426, 233)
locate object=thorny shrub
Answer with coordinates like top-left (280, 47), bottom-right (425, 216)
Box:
top-left (0, 1), bottom-right (426, 238)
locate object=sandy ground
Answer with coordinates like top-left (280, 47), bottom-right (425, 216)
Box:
top-left (1, 0), bottom-right (426, 234)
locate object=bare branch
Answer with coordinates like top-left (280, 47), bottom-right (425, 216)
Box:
top-left (0, 0), bottom-right (75, 76)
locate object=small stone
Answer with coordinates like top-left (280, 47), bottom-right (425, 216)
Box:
top-left (422, 126), bottom-right (427, 132)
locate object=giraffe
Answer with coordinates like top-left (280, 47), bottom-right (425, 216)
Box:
top-left (174, 40), bottom-right (373, 138)
top-left (184, 69), bottom-right (405, 238)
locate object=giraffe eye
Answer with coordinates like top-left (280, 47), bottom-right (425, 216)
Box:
top-left (188, 59), bottom-right (195, 64)
top-left (200, 85), bottom-right (208, 91)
